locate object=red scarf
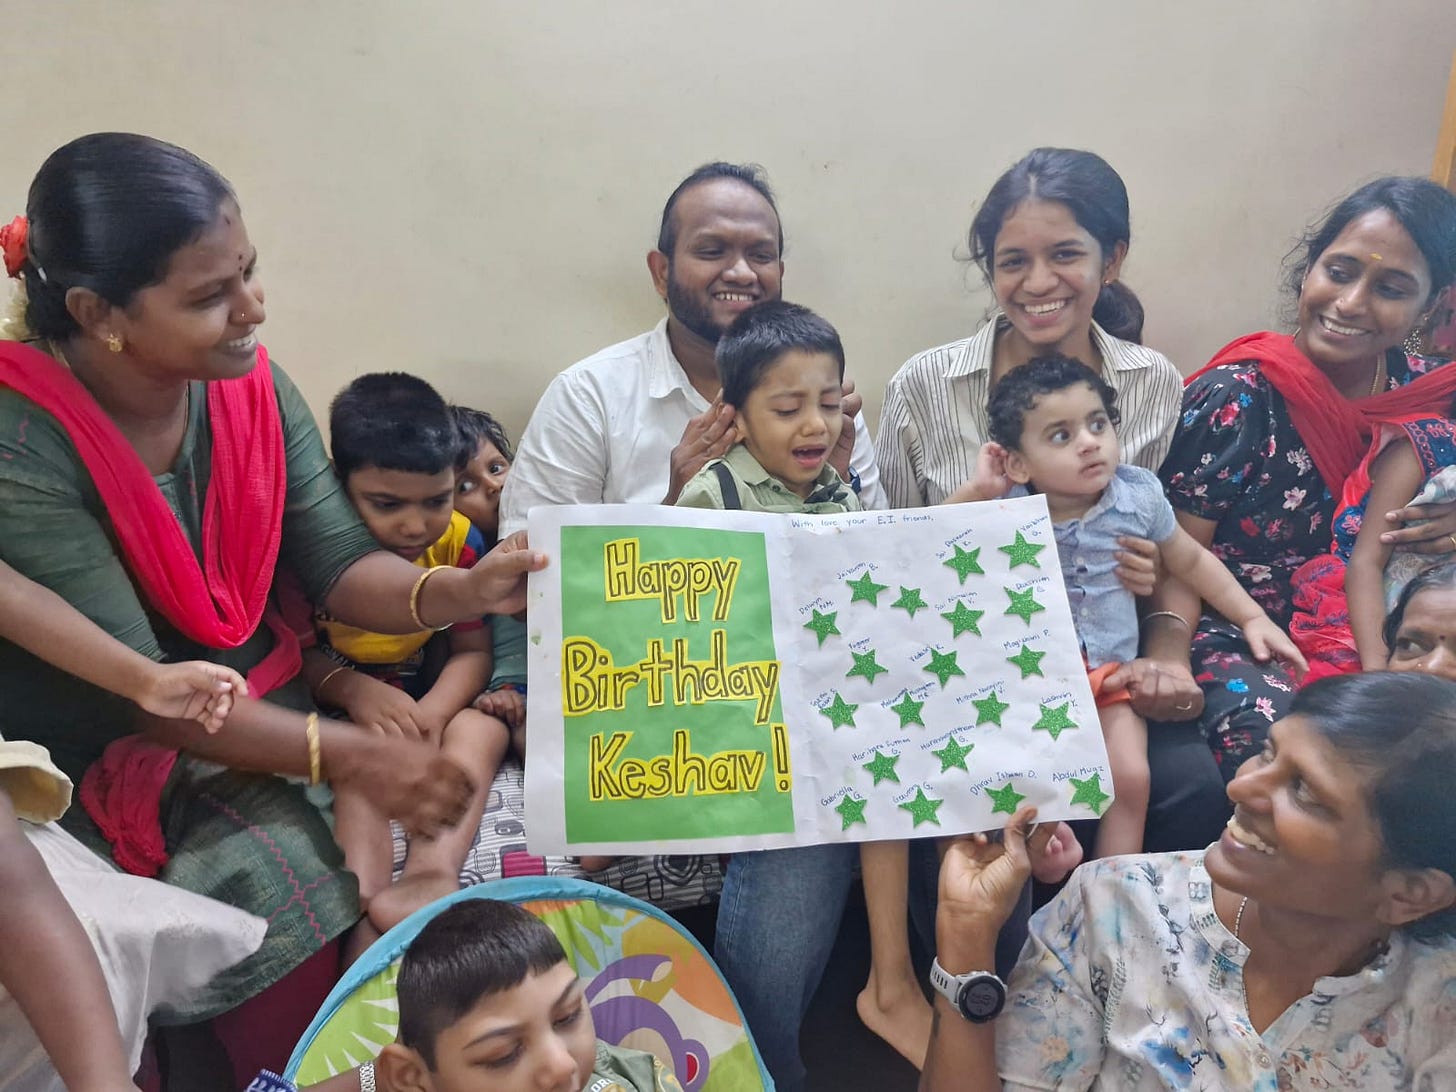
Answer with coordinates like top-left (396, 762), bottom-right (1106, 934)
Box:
top-left (1188, 332), bottom-right (1456, 497)
top-left (0, 339), bottom-right (295, 685)
top-left (0, 340), bottom-right (301, 876)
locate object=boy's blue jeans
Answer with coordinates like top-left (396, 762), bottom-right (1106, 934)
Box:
top-left (712, 840), bottom-right (1026, 1091)
top-left (714, 842), bottom-right (858, 1092)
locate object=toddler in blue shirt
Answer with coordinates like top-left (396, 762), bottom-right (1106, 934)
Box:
top-left (955, 355), bottom-right (1306, 858)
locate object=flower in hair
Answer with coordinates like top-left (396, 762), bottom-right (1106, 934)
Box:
top-left (0, 216), bottom-right (28, 279)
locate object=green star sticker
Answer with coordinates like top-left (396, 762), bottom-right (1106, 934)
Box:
top-left (891, 586), bottom-right (928, 617)
top-left (971, 691), bottom-right (1011, 726)
top-left (941, 600), bottom-right (985, 639)
top-left (862, 749), bottom-right (901, 785)
top-left (998, 530), bottom-right (1046, 569)
top-left (1032, 702), bottom-right (1078, 741)
top-left (846, 571), bottom-right (890, 605)
top-left (1006, 642), bottom-right (1047, 679)
top-left (931, 736), bottom-right (975, 772)
top-left (803, 609), bottom-right (840, 646)
top-left (819, 692), bottom-right (859, 729)
top-left (986, 782), bottom-right (1027, 815)
top-left (1004, 586), bottom-right (1046, 625)
top-left (847, 649), bottom-right (889, 684)
top-left (898, 787), bottom-right (944, 827)
top-left (1068, 773), bottom-right (1111, 816)
top-left (834, 794), bottom-right (869, 830)
top-left (943, 543), bottom-right (985, 584)
top-left (888, 690), bottom-right (926, 728)
top-left (923, 648), bottom-right (965, 687)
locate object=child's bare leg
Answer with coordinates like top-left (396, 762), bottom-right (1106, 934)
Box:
top-left (1092, 702), bottom-right (1149, 859)
top-left (368, 708), bottom-right (507, 931)
top-left (333, 784), bottom-right (394, 906)
top-left (333, 783), bottom-right (395, 965)
top-left (856, 838), bottom-right (932, 1069)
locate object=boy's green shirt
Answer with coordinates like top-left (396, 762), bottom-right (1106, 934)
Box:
top-left (676, 443), bottom-right (861, 515)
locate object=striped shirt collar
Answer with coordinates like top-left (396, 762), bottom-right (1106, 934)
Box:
top-left (945, 313), bottom-right (1156, 378)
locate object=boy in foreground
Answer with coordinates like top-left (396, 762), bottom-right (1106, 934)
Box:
top-left (348, 899), bottom-right (681, 1092)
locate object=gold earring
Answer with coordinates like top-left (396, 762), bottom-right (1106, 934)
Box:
top-left (104, 333), bottom-right (124, 353)
top-left (1404, 310), bottom-right (1436, 357)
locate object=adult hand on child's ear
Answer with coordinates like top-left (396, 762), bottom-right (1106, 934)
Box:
top-left (664, 397), bottom-right (737, 503)
top-left (828, 379), bottom-right (861, 482)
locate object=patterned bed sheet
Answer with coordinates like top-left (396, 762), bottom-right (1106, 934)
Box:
top-left (391, 756), bottom-right (723, 911)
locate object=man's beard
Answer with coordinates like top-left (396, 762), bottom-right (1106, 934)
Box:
top-left (665, 271), bottom-right (725, 345)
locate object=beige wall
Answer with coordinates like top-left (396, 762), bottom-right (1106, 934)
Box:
top-left (1, 2), bottom-right (1453, 446)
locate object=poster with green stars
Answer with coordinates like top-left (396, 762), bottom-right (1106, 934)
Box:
top-left (524, 495), bottom-right (1112, 854)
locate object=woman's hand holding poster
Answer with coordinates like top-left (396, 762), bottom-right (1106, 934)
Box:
top-left (525, 496), bottom-right (1113, 855)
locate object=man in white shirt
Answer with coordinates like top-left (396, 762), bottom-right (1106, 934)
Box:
top-left (500, 163), bottom-right (883, 1091)
top-left (500, 162), bottom-right (883, 535)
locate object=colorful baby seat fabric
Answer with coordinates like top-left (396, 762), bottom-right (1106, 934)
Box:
top-left (284, 877), bottom-right (770, 1091)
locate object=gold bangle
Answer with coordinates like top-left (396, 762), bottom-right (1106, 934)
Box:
top-left (304, 712), bottom-right (322, 785)
top-left (1143, 610), bottom-right (1192, 632)
top-left (316, 664), bottom-right (350, 699)
top-left (409, 565), bottom-right (453, 631)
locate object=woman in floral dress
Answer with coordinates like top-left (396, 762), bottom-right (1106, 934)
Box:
top-left (1151, 176), bottom-right (1456, 780)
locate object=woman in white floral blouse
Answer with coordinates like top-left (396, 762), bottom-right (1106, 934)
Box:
top-left (923, 670), bottom-right (1456, 1090)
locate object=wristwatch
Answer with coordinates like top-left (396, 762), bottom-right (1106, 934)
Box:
top-left (930, 957), bottom-right (1007, 1022)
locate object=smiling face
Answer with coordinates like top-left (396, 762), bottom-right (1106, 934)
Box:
top-left (651, 178), bottom-right (784, 345)
top-left (455, 438), bottom-right (510, 535)
top-left (1293, 208), bottom-right (1433, 379)
top-left (990, 198), bottom-right (1124, 358)
top-left (108, 199), bottom-right (266, 381)
top-left (419, 963), bottom-right (597, 1092)
top-left (345, 465), bottom-right (458, 561)
top-left (1002, 381), bottom-right (1119, 511)
top-left (1206, 714), bottom-right (1393, 922)
top-left (735, 349), bottom-right (844, 498)
top-left (1386, 586), bottom-right (1456, 681)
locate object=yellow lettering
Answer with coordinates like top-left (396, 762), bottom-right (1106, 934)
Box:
top-left (589, 732), bottom-right (631, 801)
top-left (601, 537), bottom-right (742, 623)
top-left (585, 729), bottom-right (770, 801)
top-left (561, 637), bottom-right (644, 717)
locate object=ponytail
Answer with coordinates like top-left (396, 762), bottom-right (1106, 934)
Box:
top-left (1092, 280), bottom-right (1144, 344)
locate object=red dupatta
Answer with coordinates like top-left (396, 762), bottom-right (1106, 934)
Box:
top-left (0, 339), bottom-right (297, 691)
top-left (0, 339), bottom-right (302, 875)
top-left (1187, 332), bottom-right (1456, 498)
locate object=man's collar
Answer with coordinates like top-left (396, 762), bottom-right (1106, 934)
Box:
top-left (645, 317), bottom-right (691, 400)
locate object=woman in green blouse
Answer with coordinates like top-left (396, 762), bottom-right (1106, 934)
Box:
top-left (0, 132), bottom-right (542, 1077)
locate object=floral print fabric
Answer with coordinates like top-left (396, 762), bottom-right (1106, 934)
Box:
top-left (1159, 354), bottom-right (1438, 776)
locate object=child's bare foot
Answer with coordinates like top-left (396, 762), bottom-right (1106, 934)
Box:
top-left (856, 972), bottom-right (932, 1069)
top-left (366, 871), bottom-right (461, 933)
top-left (1031, 821), bottom-right (1085, 883)
top-left (576, 855), bottom-right (615, 873)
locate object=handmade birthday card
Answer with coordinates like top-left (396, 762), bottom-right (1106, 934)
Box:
top-left (524, 495), bottom-right (1113, 855)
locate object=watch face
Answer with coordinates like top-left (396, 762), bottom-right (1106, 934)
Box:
top-left (960, 976), bottom-right (1005, 1021)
